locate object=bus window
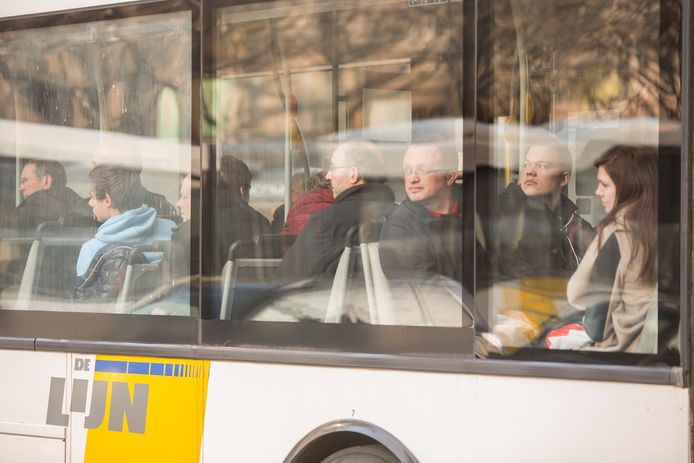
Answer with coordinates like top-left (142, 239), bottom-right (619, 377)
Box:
top-left (204, 0), bottom-right (468, 328)
top-left (476, 0), bottom-right (681, 360)
top-left (0, 9), bottom-right (196, 316)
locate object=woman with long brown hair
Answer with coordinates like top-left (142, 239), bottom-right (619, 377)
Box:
top-left (564, 144), bottom-right (658, 352)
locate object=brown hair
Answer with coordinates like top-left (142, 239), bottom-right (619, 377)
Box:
top-left (305, 171), bottom-right (331, 192)
top-left (219, 155), bottom-right (252, 204)
top-left (594, 145), bottom-right (657, 282)
top-left (90, 164), bottom-right (144, 212)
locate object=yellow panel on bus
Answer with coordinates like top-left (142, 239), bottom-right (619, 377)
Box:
top-left (82, 355), bottom-right (209, 463)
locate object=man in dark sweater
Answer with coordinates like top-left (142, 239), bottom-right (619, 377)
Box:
top-left (379, 143), bottom-right (462, 283)
top-left (15, 159), bottom-right (92, 223)
top-left (278, 141), bottom-right (395, 280)
top-left (211, 156), bottom-right (271, 274)
top-left (496, 144), bottom-right (593, 280)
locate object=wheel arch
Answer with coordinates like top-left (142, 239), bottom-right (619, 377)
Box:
top-left (283, 418), bottom-right (419, 463)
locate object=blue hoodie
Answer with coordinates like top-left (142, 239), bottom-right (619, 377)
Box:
top-left (76, 205), bottom-right (176, 277)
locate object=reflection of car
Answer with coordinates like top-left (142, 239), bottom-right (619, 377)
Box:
top-left (128, 273), bottom-right (472, 330)
top-left (245, 275), bottom-right (471, 327)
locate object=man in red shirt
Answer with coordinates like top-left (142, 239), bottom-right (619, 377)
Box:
top-left (379, 142), bottom-right (462, 283)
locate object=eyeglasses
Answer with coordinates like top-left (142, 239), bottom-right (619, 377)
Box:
top-left (327, 163), bottom-right (354, 172)
top-left (402, 166), bottom-right (450, 177)
top-left (522, 161), bottom-right (553, 171)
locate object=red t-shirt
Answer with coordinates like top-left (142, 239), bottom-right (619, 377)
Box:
top-left (426, 200), bottom-right (462, 218)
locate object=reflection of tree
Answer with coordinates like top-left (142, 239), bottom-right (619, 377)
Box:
top-left (0, 16), bottom-right (192, 139)
top-left (478, 0), bottom-right (681, 124)
top-left (211, 1), bottom-right (464, 140)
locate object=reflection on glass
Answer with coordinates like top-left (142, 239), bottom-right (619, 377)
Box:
top-left (0, 11), bottom-right (194, 315)
top-left (478, 0), bottom-right (680, 357)
top-left (208, 0), bottom-right (465, 327)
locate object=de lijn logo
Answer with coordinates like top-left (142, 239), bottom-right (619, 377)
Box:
top-left (46, 358), bottom-right (149, 434)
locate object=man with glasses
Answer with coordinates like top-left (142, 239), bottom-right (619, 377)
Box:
top-left (379, 143), bottom-right (462, 283)
top-left (496, 143), bottom-right (592, 279)
top-left (278, 140), bottom-right (395, 280)
top-left (15, 159), bottom-right (91, 223)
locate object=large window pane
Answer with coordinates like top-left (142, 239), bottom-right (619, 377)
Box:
top-left (0, 10), bottom-right (196, 316)
top-left (205, 0), bottom-right (467, 329)
top-left (477, 0), bottom-right (681, 360)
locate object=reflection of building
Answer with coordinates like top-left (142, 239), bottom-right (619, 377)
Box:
top-left (0, 12), bottom-right (192, 140)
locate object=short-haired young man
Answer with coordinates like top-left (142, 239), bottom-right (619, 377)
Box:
top-left (70, 164), bottom-right (176, 300)
top-left (496, 144), bottom-right (593, 279)
top-left (379, 142), bottom-right (462, 283)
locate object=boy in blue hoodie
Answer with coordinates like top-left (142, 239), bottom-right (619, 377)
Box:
top-left (70, 164), bottom-right (176, 300)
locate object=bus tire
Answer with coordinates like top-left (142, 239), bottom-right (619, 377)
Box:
top-left (320, 444), bottom-right (400, 463)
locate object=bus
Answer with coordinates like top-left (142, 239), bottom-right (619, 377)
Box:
top-left (0, 0), bottom-right (689, 462)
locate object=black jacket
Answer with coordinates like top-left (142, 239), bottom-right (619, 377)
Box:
top-left (142, 188), bottom-right (178, 220)
top-left (278, 183), bottom-right (396, 280)
top-left (171, 220), bottom-right (196, 279)
top-left (212, 200), bottom-right (271, 274)
top-left (496, 183), bottom-right (593, 279)
top-left (15, 188), bottom-right (92, 224)
top-left (379, 184), bottom-right (463, 283)
top-left (67, 243), bottom-right (148, 301)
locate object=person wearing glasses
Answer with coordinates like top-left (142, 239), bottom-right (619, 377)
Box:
top-left (14, 159), bottom-right (92, 225)
top-left (488, 143), bottom-right (593, 347)
top-left (379, 142), bottom-right (462, 283)
top-left (496, 143), bottom-right (592, 280)
top-left (278, 140), bottom-right (395, 280)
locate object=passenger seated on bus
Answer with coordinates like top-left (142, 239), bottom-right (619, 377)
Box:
top-left (212, 156), bottom-right (271, 274)
top-left (271, 172), bottom-right (308, 233)
top-left (68, 164), bottom-right (176, 300)
top-left (488, 143), bottom-right (593, 347)
top-left (281, 172), bottom-right (334, 236)
top-left (547, 145), bottom-right (658, 352)
top-left (496, 143), bottom-right (592, 280)
top-left (14, 159), bottom-right (92, 223)
top-left (89, 142), bottom-right (178, 220)
top-left (379, 143), bottom-right (462, 284)
top-left (278, 140), bottom-right (395, 280)
top-left (172, 173), bottom-right (194, 279)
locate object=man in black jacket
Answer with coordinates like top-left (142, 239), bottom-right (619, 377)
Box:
top-left (15, 159), bottom-right (92, 223)
top-left (278, 141), bottom-right (395, 280)
top-left (496, 143), bottom-right (593, 279)
top-left (212, 156), bottom-right (271, 275)
top-left (379, 143), bottom-right (462, 283)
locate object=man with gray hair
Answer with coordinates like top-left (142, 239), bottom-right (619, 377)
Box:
top-left (278, 140), bottom-right (395, 279)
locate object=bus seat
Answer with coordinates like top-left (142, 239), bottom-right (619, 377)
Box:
top-left (15, 220), bottom-right (93, 309)
top-left (358, 218), bottom-right (393, 325)
top-left (325, 226), bottom-right (361, 323)
top-left (219, 234), bottom-right (294, 320)
top-left (115, 244), bottom-right (169, 313)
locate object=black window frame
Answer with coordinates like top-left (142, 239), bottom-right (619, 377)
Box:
top-left (0, 0), bottom-right (202, 345)
top-left (0, 0), bottom-right (686, 388)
